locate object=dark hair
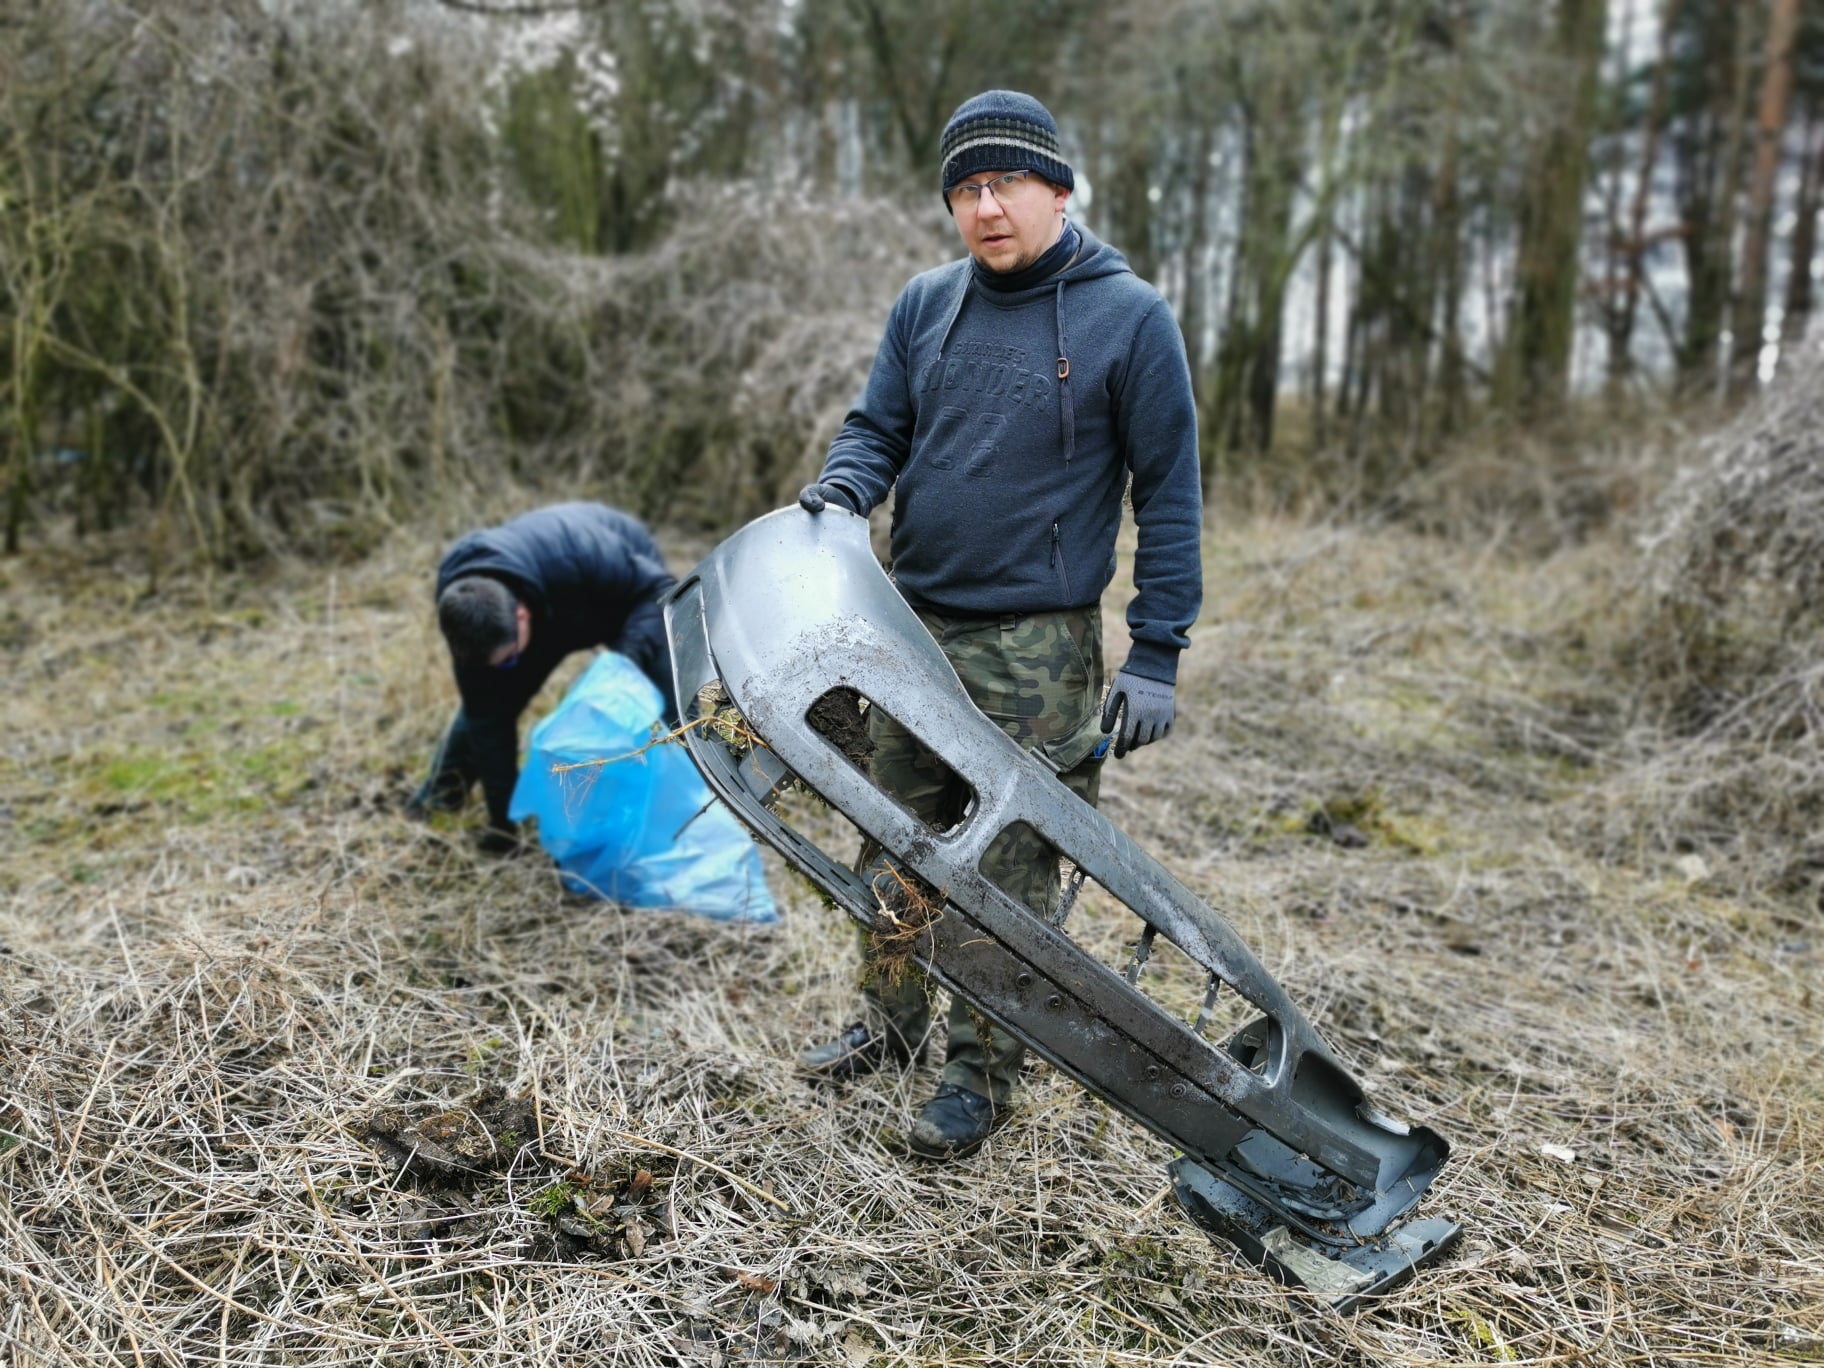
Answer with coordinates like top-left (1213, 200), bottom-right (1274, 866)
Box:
top-left (438, 576), bottom-right (519, 665)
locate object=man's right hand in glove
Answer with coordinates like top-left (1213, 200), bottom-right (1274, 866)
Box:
top-left (798, 481), bottom-right (858, 514)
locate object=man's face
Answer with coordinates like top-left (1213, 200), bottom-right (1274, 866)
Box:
top-left (948, 169), bottom-right (1070, 274)
top-left (487, 602), bottom-right (533, 669)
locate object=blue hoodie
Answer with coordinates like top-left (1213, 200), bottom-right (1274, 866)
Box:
top-left (820, 223), bottom-right (1202, 683)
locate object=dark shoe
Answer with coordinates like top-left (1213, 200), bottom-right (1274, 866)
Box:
top-left (907, 1083), bottom-right (1006, 1160)
top-left (797, 1021), bottom-right (921, 1082)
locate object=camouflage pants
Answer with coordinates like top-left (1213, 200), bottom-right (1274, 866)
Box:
top-left (859, 605), bottom-right (1106, 1104)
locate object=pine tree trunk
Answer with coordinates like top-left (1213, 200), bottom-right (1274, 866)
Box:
top-left (1779, 102), bottom-right (1822, 364)
top-left (1678, 3), bottom-right (1754, 392)
top-left (1728, 0), bottom-right (1802, 397)
top-left (1179, 120), bottom-right (1215, 396)
top-left (1433, 4), bottom-right (1470, 438)
top-left (1312, 221), bottom-right (1333, 451)
top-left (1610, 0), bottom-right (1681, 391)
top-left (1244, 134), bottom-right (1299, 455)
top-left (1495, 0), bottom-right (1608, 417)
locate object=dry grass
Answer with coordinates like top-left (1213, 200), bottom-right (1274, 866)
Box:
top-left (1, 504), bottom-right (1820, 1367)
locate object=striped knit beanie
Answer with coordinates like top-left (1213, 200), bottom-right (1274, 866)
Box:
top-left (939, 90), bottom-right (1074, 200)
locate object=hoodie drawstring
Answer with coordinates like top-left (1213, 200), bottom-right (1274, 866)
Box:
top-left (1055, 280), bottom-right (1074, 465)
top-left (934, 273), bottom-right (971, 373)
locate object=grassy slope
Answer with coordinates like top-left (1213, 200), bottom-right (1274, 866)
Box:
top-left (0, 512), bottom-right (1818, 1366)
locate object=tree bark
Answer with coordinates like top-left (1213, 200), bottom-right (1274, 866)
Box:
top-left (1677, 2), bottom-right (1754, 393)
top-left (1432, 4), bottom-right (1470, 438)
top-left (1608, 0), bottom-right (1681, 391)
top-left (1728, 0), bottom-right (1802, 397)
top-left (1778, 100), bottom-right (1822, 364)
top-left (1178, 120), bottom-right (1215, 386)
top-left (1495, 0), bottom-right (1608, 417)
top-left (1243, 126), bottom-right (1300, 455)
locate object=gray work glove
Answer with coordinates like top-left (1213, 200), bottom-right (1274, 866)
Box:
top-left (1100, 667), bottom-right (1176, 759)
top-left (798, 481), bottom-right (858, 514)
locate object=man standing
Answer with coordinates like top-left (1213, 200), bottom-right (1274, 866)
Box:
top-left (796, 91), bottom-right (1203, 1158)
top-left (408, 502), bottom-right (678, 853)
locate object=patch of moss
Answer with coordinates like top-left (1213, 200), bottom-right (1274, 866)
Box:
top-left (1289, 788), bottom-right (1445, 856)
top-left (526, 1183), bottom-right (569, 1218)
top-left (100, 754), bottom-right (196, 801)
top-left (527, 1179), bottom-right (585, 1220)
top-left (1449, 1308), bottom-right (1520, 1361)
top-left (92, 743), bottom-right (314, 818)
top-left (1380, 810), bottom-right (1450, 857)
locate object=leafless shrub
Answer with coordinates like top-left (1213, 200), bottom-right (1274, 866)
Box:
top-left (1637, 334), bottom-right (1824, 726)
top-left (1383, 406), bottom-right (1689, 556)
top-left (1569, 335), bottom-right (1824, 894)
top-left (535, 179), bottom-right (944, 532)
top-left (0, 5), bottom-right (941, 568)
top-left (3, 3), bottom-right (509, 561)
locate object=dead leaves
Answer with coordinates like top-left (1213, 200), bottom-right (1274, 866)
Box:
top-left (722, 1266), bottom-right (778, 1294)
top-left (543, 1165), bottom-right (674, 1261)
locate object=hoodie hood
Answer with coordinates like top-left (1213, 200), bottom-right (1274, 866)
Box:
top-left (933, 222), bottom-right (1132, 464)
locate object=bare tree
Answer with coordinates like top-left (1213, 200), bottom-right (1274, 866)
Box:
top-left (1495, 0), bottom-right (1608, 417)
top-left (1672, 0), bottom-right (1755, 393)
top-left (1600, 0), bottom-right (1682, 392)
top-left (1727, 0), bottom-right (1802, 396)
top-left (1779, 102), bottom-right (1823, 360)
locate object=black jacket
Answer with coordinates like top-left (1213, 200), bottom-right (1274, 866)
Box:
top-left (436, 502), bottom-right (677, 828)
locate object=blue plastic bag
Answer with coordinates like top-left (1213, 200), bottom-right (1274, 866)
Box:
top-left (509, 653), bottom-right (778, 923)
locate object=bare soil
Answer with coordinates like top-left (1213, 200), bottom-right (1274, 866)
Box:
top-left (0, 509), bottom-right (1818, 1366)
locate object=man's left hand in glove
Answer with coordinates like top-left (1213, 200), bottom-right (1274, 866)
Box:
top-left (1100, 667), bottom-right (1176, 759)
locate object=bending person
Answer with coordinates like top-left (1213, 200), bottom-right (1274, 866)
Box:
top-left (409, 502), bottom-right (678, 853)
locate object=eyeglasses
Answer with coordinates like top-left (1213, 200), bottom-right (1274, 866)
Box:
top-left (950, 170), bottom-right (1032, 206)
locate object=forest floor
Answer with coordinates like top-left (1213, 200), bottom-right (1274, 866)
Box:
top-left (0, 502), bottom-right (1819, 1366)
